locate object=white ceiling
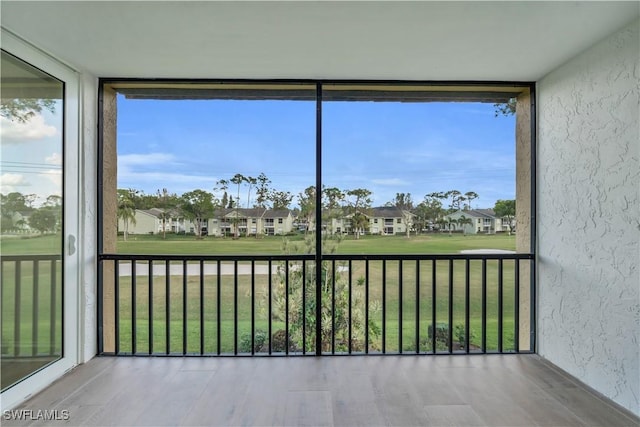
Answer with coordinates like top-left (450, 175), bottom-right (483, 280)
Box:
top-left (1, 1), bottom-right (638, 81)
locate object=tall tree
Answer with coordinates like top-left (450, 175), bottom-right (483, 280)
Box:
top-left (297, 186), bottom-right (316, 234)
top-left (345, 188), bottom-right (372, 239)
top-left (0, 98), bottom-right (56, 123)
top-left (418, 193), bottom-right (445, 232)
top-left (393, 192), bottom-right (414, 238)
top-left (445, 190), bottom-right (463, 212)
top-left (494, 199), bottom-right (516, 235)
top-left (494, 98), bottom-right (516, 117)
top-left (215, 179), bottom-right (229, 209)
top-left (157, 188), bottom-right (171, 239)
top-left (270, 190), bottom-right (293, 210)
top-left (180, 190), bottom-right (216, 239)
top-left (244, 176), bottom-right (257, 237)
top-left (117, 189), bottom-right (137, 241)
top-left (43, 194), bottom-right (62, 233)
top-left (29, 207), bottom-right (57, 234)
top-left (255, 172), bottom-right (271, 208)
top-left (230, 174), bottom-right (245, 238)
top-left (464, 191), bottom-right (479, 210)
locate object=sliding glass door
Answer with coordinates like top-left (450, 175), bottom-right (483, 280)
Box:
top-left (1, 31), bottom-right (79, 409)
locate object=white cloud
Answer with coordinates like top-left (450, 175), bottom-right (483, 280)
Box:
top-left (1, 173), bottom-right (32, 194)
top-left (371, 178), bottom-right (410, 186)
top-left (0, 115), bottom-right (57, 143)
top-left (118, 152), bottom-right (176, 167)
top-left (45, 152), bottom-right (62, 166)
top-left (41, 169), bottom-right (62, 191)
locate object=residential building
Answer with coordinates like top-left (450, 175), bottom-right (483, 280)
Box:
top-left (210, 208), bottom-right (294, 236)
top-left (117, 208), bottom-right (191, 235)
top-left (445, 209), bottom-right (509, 234)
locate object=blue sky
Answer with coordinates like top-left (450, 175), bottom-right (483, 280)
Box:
top-left (117, 95), bottom-right (515, 209)
top-left (1, 105), bottom-right (63, 205)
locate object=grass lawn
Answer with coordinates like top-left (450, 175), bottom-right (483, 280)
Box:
top-left (2, 233), bottom-right (530, 356)
top-left (113, 232), bottom-right (516, 255)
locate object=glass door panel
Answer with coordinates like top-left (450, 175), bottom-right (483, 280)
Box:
top-left (0, 50), bottom-right (64, 391)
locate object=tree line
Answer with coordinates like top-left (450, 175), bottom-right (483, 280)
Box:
top-left (114, 172), bottom-right (516, 240)
top-left (0, 192), bottom-right (62, 234)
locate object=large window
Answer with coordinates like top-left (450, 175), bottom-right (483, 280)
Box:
top-left (99, 81), bottom-right (533, 355)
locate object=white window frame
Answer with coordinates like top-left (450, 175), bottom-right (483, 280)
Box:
top-left (1, 29), bottom-right (81, 411)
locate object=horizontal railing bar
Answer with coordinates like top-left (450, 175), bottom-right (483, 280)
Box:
top-left (2, 255), bottom-right (62, 261)
top-left (97, 349), bottom-right (536, 358)
top-left (99, 254), bottom-right (315, 261)
top-left (99, 253), bottom-right (533, 261)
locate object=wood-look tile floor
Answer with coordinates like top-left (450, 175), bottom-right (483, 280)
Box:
top-left (3, 355), bottom-right (638, 426)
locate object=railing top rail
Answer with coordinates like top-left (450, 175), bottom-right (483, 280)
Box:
top-left (1, 254), bottom-right (62, 261)
top-left (99, 253), bottom-right (533, 261)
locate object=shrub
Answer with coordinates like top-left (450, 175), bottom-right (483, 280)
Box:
top-left (261, 235), bottom-right (381, 353)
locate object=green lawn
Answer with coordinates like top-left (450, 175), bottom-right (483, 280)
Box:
top-left (2, 232), bottom-right (530, 356)
top-left (114, 232), bottom-right (516, 255)
top-left (0, 232), bottom-right (516, 255)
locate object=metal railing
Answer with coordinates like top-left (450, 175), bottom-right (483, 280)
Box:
top-left (0, 255), bottom-right (62, 358)
top-left (98, 252), bottom-right (534, 356)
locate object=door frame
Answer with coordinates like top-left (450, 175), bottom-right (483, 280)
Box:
top-left (1, 28), bottom-right (81, 411)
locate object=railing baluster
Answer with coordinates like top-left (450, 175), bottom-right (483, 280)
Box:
top-left (285, 260), bottom-right (289, 355)
top-left (199, 260), bottom-right (204, 355)
top-left (482, 258), bottom-right (487, 353)
top-left (365, 259), bottom-right (369, 354)
top-left (331, 259), bottom-right (336, 354)
top-left (448, 259), bottom-right (453, 354)
top-left (1, 262), bottom-right (5, 353)
top-left (465, 259), bottom-right (470, 354)
top-left (515, 259), bottom-right (520, 353)
top-left (399, 259), bottom-right (403, 354)
top-left (114, 260), bottom-right (119, 355)
top-left (498, 258), bottom-right (504, 353)
top-left (302, 259), bottom-right (306, 355)
top-left (32, 260), bottom-right (39, 356)
top-left (149, 260), bottom-right (153, 355)
top-left (251, 260), bottom-right (255, 355)
top-left (530, 258), bottom-right (536, 353)
top-left (234, 260), bottom-right (238, 355)
top-left (50, 259), bottom-right (57, 355)
top-left (132, 259), bottom-right (137, 355)
top-left (415, 260), bottom-right (420, 354)
top-left (183, 260), bottom-right (187, 355)
top-left (14, 260), bottom-right (21, 357)
top-left (431, 259), bottom-right (436, 354)
top-left (216, 260), bottom-right (221, 355)
top-left (165, 260), bottom-right (170, 355)
top-left (382, 260), bottom-right (386, 354)
top-left (348, 259), bottom-right (352, 355)
top-left (268, 259), bottom-right (272, 355)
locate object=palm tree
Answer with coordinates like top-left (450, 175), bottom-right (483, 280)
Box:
top-left (458, 215), bottom-right (472, 235)
top-left (117, 191), bottom-right (137, 241)
top-left (245, 176), bottom-right (256, 237)
top-left (157, 188), bottom-right (169, 239)
top-left (230, 174), bottom-right (245, 239)
top-left (446, 217), bottom-right (457, 236)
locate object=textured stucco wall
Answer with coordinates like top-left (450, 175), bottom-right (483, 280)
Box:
top-left (537, 19), bottom-right (639, 415)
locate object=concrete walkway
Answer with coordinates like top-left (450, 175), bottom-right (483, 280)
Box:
top-left (116, 262), bottom-right (348, 277)
top-left (459, 249), bottom-right (516, 254)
